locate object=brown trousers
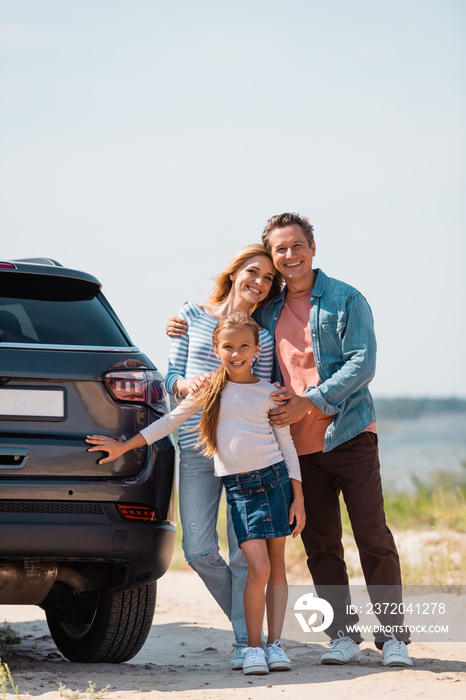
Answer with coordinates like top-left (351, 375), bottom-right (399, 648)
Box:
top-left (299, 431), bottom-right (410, 648)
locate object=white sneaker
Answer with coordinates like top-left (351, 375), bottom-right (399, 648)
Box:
top-left (230, 644), bottom-right (246, 670)
top-left (321, 630), bottom-right (361, 664)
top-left (242, 646), bottom-right (269, 675)
top-left (264, 639), bottom-right (291, 671)
top-left (382, 635), bottom-right (413, 667)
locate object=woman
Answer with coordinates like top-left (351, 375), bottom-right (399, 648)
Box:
top-left (165, 244), bottom-right (282, 669)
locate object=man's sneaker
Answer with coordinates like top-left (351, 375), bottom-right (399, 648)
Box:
top-left (230, 644), bottom-right (246, 670)
top-left (321, 631), bottom-right (361, 664)
top-left (242, 646), bottom-right (269, 675)
top-left (382, 634), bottom-right (413, 667)
top-left (264, 640), bottom-right (291, 671)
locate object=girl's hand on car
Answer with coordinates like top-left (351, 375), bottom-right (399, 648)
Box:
top-left (86, 435), bottom-right (125, 464)
top-left (166, 315), bottom-right (187, 338)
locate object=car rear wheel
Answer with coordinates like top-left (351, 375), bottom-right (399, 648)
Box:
top-left (45, 582), bottom-right (156, 663)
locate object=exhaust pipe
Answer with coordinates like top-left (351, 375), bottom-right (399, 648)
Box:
top-left (0, 562), bottom-right (93, 604)
top-left (56, 566), bottom-right (93, 597)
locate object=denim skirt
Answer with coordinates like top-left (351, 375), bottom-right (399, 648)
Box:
top-left (223, 461), bottom-right (292, 545)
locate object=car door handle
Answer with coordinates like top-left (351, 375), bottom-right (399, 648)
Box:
top-left (0, 448), bottom-right (29, 468)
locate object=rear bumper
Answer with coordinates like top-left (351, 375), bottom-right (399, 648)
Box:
top-left (0, 507), bottom-right (176, 593)
top-left (0, 518), bottom-right (175, 604)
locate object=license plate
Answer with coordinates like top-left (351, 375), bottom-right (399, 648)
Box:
top-left (0, 388), bottom-right (65, 419)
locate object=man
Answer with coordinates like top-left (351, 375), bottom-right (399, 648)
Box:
top-left (253, 212), bottom-right (412, 667)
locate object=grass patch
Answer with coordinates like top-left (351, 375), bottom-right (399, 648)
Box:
top-left (0, 624), bottom-right (23, 699)
top-left (59, 681), bottom-right (110, 699)
top-left (0, 660), bottom-right (22, 699)
top-left (0, 624), bottom-right (21, 660)
top-left (382, 468), bottom-right (466, 532)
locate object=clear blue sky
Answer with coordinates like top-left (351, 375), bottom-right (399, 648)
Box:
top-left (1, 0), bottom-right (465, 397)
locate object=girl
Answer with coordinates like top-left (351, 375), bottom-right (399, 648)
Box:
top-left (87, 312), bottom-right (305, 675)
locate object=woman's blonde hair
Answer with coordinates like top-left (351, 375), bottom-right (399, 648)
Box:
top-left (194, 312), bottom-right (260, 456)
top-left (207, 244), bottom-right (282, 313)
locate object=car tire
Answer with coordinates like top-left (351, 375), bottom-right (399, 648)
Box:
top-left (45, 582), bottom-right (157, 663)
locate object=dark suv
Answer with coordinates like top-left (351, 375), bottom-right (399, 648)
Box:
top-left (0, 259), bottom-right (176, 663)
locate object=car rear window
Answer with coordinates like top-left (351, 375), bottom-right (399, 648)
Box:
top-left (0, 297), bottom-right (131, 346)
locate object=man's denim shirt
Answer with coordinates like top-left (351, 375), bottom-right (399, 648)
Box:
top-left (254, 269), bottom-right (377, 453)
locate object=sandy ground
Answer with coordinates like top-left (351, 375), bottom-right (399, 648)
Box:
top-left (1, 570), bottom-right (465, 700)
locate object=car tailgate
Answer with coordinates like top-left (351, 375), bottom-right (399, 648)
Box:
top-left (0, 349), bottom-right (154, 478)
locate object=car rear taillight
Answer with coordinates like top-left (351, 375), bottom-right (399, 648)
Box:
top-left (0, 262), bottom-right (17, 269)
top-left (104, 370), bottom-right (170, 415)
top-left (116, 504), bottom-right (159, 522)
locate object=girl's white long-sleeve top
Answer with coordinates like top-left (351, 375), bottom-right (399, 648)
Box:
top-left (164, 303), bottom-right (274, 450)
top-left (141, 379), bottom-right (301, 481)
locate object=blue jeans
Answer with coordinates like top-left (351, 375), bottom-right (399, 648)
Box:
top-left (179, 448), bottom-right (248, 644)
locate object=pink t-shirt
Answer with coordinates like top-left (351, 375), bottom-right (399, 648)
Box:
top-left (275, 287), bottom-right (376, 455)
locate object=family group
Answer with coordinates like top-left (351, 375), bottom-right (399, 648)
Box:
top-left (87, 212), bottom-right (412, 675)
